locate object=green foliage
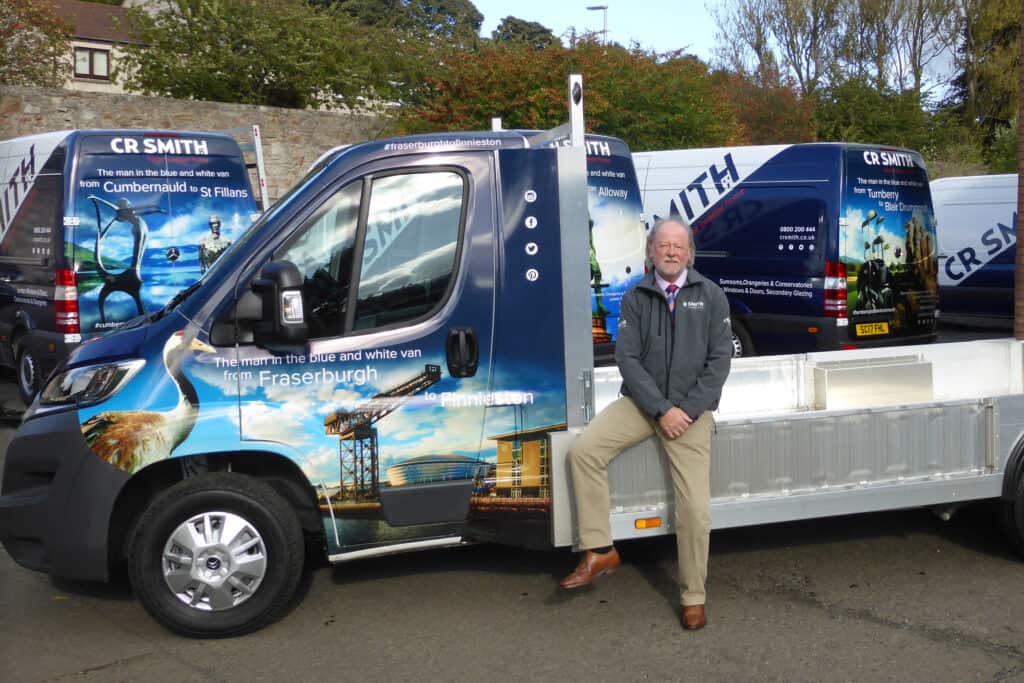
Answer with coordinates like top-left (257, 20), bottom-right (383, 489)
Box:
top-left (987, 119), bottom-right (1019, 173)
top-left (330, 0), bottom-right (482, 47)
top-left (0, 0), bottom-right (71, 88)
top-left (712, 67), bottom-right (816, 144)
top-left (947, 0), bottom-right (1020, 136)
top-left (814, 77), bottom-right (936, 151)
top-left (392, 39), bottom-right (733, 152)
top-left (117, 0), bottom-right (394, 109)
top-left (491, 16), bottom-right (557, 49)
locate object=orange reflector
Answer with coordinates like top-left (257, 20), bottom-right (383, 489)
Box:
top-left (635, 517), bottom-right (662, 529)
top-left (841, 344), bottom-right (858, 350)
top-left (807, 326), bottom-right (819, 334)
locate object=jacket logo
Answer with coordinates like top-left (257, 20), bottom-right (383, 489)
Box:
top-left (680, 301), bottom-right (705, 310)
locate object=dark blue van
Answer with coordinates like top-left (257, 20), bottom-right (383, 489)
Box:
top-left (0, 130), bottom-right (260, 401)
top-left (634, 144), bottom-right (940, 356)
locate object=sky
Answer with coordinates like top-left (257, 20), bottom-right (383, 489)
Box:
top-left (472, 1), bottom-right (720, 62)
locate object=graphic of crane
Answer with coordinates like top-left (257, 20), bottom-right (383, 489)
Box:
top-left (324, 364), bottom-right (442, 501)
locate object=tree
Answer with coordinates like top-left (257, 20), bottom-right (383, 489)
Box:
top-left (0, 0), bottom-right (71, 88)
top-left (118, 0), bottom-right (393, 109)
top-left (713, 0), bottom-right (845, 97)
top-left (393, 39), bottom-right (734, 152)
top-left (946, 0), bottom-right (1019, 134)
top-left (715, 68), bottom-right (817, 143)
top-left (330, 0), bottom-right (483, 47)
top-left (491, 16), bottom-right (557, 49)
top-left (814, 76), bottom-right (942, 152)
top-left (323, 0), bottom-right (485, 105)
top-left (838, 0), bottom-right (897, 90)
top-left (891, 0), bottom-right (958, 95)
top-left (711, 0), bottom-right (780, 85)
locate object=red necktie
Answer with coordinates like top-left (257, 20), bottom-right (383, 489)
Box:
top-left (665, 284), bottom-right (679, 315)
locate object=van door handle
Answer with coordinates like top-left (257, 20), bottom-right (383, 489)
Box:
top-left (446, 327), bottom-right (478, 378)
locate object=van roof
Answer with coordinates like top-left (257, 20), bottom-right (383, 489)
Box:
top-left (930, 174), bottom-right (1017, 188)
top-left (634, 141), bottom-right (924, 156)
top-left (0, 129), bottom-right (239, 146)
top-left (313, 130), bottom-right (631, 172)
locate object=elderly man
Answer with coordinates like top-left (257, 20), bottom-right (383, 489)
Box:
top-left (560, 217), bottom-right (733, 631)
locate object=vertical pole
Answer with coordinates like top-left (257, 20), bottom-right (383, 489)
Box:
top-left (1016, 10), bottom-right (1024, 340)
top-left (251, 125), bottom-right (270, 212)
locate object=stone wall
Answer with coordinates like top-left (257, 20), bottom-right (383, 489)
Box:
top-left (0, 86), bottom-right (385, 203)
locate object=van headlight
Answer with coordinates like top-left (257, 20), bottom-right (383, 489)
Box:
top-left (39, 359), bottom-right (146, 408)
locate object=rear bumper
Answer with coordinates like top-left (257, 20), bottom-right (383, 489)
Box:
top-left (0, 407), bottom-right (127, 581)
top-left (740, 313), bottom-right (937, 354)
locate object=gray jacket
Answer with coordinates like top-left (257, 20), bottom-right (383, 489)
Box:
top-left (614, 268), bottom-right (733, 420)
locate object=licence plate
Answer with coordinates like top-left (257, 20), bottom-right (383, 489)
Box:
top-left (855, 322), bottom-right (889, 336)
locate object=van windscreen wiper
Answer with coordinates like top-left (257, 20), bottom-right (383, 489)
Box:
top-left (151, 281), bottom-right (203, 321)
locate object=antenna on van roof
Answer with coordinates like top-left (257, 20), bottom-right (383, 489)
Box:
top-left (526, 74), bottom-right (585, 149)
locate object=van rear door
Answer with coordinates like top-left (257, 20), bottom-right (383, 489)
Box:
top-left (841, 147), bottom-right (939, 344)
top-left (70, 132), bottom-right (259, 334)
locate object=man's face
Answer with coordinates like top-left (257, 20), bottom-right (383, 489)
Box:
top-left (649, 222), bottom-right (690, 281)
top-left (210, 220), bottom-right (221, 236)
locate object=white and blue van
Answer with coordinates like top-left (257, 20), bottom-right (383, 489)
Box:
top-left (634, 144), bottom-right (940, 355)
top-left (932, 174), bottom-right (1017, 327)
top-left (0, 130), bottom-right (260, 401)
top-left (0, 120), bottom-right (645, 637)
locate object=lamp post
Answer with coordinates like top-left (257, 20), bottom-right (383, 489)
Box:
top-left (586, 5), bottom-right (608, 45)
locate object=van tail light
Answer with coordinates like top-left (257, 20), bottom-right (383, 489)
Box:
top-left (824, 261), bottom-right (847, 318)
top-left (54, 268), bottom-right (81, 337)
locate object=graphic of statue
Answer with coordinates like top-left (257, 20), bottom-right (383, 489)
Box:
top-left (88, 196), bottom-right (165, 323)
top-left (198, 214), bottom-right (232, 274)
top-left (589, 217), bottom-right (612, 344)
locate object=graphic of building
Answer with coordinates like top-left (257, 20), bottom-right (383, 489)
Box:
top-left (489, 423), bottom-right (566, 499)
top-left (385, 455), bottom-right (490, 487)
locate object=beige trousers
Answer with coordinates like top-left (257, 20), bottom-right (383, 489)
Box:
top-left (569, 397), bottom-right (713, 606)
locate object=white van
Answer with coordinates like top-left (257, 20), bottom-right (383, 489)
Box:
top-left (931, 174), bottom-right (1017, 326)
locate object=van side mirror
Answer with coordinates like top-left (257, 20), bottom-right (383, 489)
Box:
top-left (251, 260), bottom-right (308, 346)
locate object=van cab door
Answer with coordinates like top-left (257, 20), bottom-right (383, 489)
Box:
top-left (234, 153), bottom-right (495, 555)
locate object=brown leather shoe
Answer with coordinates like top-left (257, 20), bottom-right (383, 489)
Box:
top-left (682, 604), bottom-right (706, 630)
top-left (559, 548), bottom-right (621, 589)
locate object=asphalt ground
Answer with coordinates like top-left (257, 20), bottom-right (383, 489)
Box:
top-left (3, 327), bottom-right (1024, 682)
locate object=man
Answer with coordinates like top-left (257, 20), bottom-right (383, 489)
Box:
top-left (560, 217), bottom-right (733, 631)
top-left (198, 214), bottom-right (232, 274)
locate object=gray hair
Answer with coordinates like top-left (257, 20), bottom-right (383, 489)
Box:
top-left (647, 217), bottom-right (696, 268)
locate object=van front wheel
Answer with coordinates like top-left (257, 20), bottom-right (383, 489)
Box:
top-left (15, 342), bottom-right (41, 405)
top-left (128, 473), bottom-right (304, 638)
top-left (730, 320), bottom-right (755, 358)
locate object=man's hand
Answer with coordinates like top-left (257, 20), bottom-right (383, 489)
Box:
top-left (658, 407), bottom-right (693, 440)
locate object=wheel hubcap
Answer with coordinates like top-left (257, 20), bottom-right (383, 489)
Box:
top-left (19, 353), bottom-right (35, 393)
top-left (161, 511), bottom-right (267, 611)
top-left (731, 332), bottom-right (744, 357)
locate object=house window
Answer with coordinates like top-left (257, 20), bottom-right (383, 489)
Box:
top-left (74, 47), bottom-right (110, 80)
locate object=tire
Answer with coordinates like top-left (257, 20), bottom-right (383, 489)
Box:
top-left (15, 340), bottom-right (41, 405)
top-left (1000, 473), bottom-right (1024, 557)
top-left (730, 319), bottom-right (755, 358)
top-left (128, 473), bottom-right (304, 638)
